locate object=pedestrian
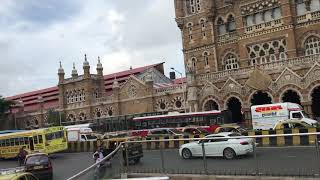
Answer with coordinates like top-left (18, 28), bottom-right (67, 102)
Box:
top-left (17, 146), bottom-right (28, 166)
top-left (93, 152), bottom-right (102, 180)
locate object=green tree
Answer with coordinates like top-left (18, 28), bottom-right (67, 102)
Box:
top-left (0, 96), bottom-right (15, 118)
top-left (46, 109), bottom-right (65, 126)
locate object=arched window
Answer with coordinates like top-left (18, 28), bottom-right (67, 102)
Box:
top-left (264, 10), bottom-right (273, 22)
top-left (270, 54), bottom-right (277, 62)
top-left (187, 22), bottom-right (193, 41)
top-left (296, 0), bottom-right (306, 16)
top-left (273, 7), bottom-right (282, 19)
top-left (311, 0), bottom-right (320, 12)
top-left (246, 15), bottom-right (254, 26)
top-left (191, 57), bottom-right (197, 70)
top-left (203, 52), bottom-right (209, 66)
top-left (217, 17), bottom-right (226, 34)
top-left (189, 0), bottom-right (201, 14)
top-left (224, 53), bottom-right (239, 70)
top-left (227, 15), bottom-right (236, 32)
top-left (305, 36), bottom-right (320, 56)
top-left (279, 52), bottom-right (287, 61)
top-left (255, 13), bottom-right (264, 24)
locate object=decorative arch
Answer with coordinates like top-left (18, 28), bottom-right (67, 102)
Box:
top-left (222, 52), bottom-right (239, 70)
top-left (67, 113), bottom-right (76, 122)
top-left (278, 85), bottom-right (304, 102)
top-left (156, 98), bottom-right (169, 111)
top-left (223, 94), bottom-right (244, 110)
top-left (105, 106), bottom-right (114, 117)
top-left (298, 31), bottom-right (320, 48)
top-left (202, 96), bottom-right (220, 111)
top-left (248, 91), bottom-right (274, 106)
top-left (78, 111), bottom-right (86, 121)
top-left (307, 80), bottom-right (320, 101)
top-left (225, 96), bottom-right (243, 124)
top-left (93, 108), bottom-right (103, 118)
top-left (215, 16), bottom-right (226, 25)
top-left (171, 96), bottom-right (185, 109)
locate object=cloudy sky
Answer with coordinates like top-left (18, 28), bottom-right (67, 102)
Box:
top-left (0, 0), bottom-right (184, 97)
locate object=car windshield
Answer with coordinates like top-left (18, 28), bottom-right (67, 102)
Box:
top-left (170, 129), bottom-right (183, 134)
top-left (86, 135), bottom-right (97, 139)
top-left (26, 155), bottom-right (49, 165)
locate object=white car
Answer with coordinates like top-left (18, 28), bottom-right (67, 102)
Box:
top-left (179, 132), bottom-right (255, 159)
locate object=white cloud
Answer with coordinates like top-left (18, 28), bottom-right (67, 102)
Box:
top-left (0, 1), bottom-right (183, 97)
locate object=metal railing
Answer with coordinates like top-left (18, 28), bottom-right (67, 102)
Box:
top-left (68, 132), bottom-right (320, 179)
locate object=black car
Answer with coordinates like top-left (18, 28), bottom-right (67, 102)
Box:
top-left (24, 153), bottom-right (53, 180)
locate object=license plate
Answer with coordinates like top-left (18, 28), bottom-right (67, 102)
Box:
top-left (33, 165), bottom-right (43, 170)
top-left (132, 151), bottom-right (139, 154)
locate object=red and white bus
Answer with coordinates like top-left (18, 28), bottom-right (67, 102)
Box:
top-left (131, 110), bottom-right (232, 136)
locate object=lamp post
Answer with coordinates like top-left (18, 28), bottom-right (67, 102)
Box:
top-left (170, 67), bottom-right (187, 112)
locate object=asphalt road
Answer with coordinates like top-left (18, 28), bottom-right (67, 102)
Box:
top-left (128, 146), bottom-right (320, 177)
top-left (0, 152), bottom-right (93, 180)
top-left (0, 147), bottom-right (318, 179)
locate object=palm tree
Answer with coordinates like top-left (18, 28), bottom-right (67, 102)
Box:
top-left (0, 96), bottom-right (15, 118)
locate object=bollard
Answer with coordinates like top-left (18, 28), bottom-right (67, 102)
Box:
top-left (253, 141), bottom-right (259, 176)
top-left (315, 140), bottom-right (320, 177)
top-left (160, 144), bottom-right (165, 173)
top-left (201, 141), bottom-right (208, 175)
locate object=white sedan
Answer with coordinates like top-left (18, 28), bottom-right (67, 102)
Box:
top-left (179, 132), bottom-right (255, 159)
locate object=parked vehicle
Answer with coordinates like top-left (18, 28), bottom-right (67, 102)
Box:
top-left (251, 103), bottom-right (318, 130)
top-left (24, 153), bottom-right (53, 180)
top-left (0, 167), bottom-right (38, 180)
top-left (273, 119), bottom-right (314, 130)
top-left (148, 128), bottom-right (184, 137)
top-left (179, 132), bottom-right (254, 160)
top-left (179, 126), bottom-right (209, 135)
top-left (214, 124), bottom-right (247, 134)
top-left (67, 127), bottom-right (97, 142)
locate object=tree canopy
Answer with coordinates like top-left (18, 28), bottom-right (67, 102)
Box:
top-left (0, 96), bottom-right (15, 116)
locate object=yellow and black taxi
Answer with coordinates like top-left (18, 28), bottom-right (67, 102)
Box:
top-left (0, 167), bottom-right (38, 180)
top-left (24, 153), bottom-right (52, 180)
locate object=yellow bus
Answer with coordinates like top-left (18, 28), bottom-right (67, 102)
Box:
top-left (0, 126), bottom-right (68, 159)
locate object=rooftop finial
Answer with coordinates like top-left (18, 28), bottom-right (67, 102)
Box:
top-left (83, 54), bottom-right (90, 67)
top-left (58, 61), bottom-right (64, 74)
top-left (97, 56), bottom-right (103, 70)
top-left (73, 62), bottom-right (76, 69)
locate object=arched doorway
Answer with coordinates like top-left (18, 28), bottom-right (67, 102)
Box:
top-left (226, 97), bottom-right (243, 124)
top-left (251, 91), bottom-right (272, 106)
top-left (204, 100), bottom-right (219, 111)
top-left (311, 86), bottom-right (320, 119)
top-left (282, 90), bottom-right (301, 105)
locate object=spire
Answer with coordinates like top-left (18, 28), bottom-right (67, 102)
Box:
top-left (83, 54), bottom-right (90, 67)
top-left (72, 62), bottom-right (78, 77)
top-left (97, 56), bottom-right (103, 70)
top-left (58, 61), bottom-right (64, 74)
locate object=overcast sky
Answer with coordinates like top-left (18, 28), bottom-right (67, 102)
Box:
top-left (0, 0), bottom-right (184, 97)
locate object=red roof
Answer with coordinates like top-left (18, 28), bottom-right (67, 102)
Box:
top-left (6, 62), bottom-right (186, 113)
top-left (6, 63), bottom-right (167, 113)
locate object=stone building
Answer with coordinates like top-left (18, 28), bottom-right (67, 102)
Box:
top-left (7, 56), bottom-right (186, 129)
top-left (174, 0), bottom-right (320, 126)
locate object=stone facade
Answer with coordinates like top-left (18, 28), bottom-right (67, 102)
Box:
top-left (174, 0), bottom-right (320, 125)
top-left (57, 56), bottom-right (187, 125)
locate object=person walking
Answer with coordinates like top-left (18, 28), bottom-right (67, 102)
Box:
top-left (17, 146), bottom-right (28, 166)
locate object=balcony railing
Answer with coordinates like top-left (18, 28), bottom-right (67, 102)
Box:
top-left (197, 54), bottom-right (320, 82)
top-left (297, 10), bottom-right (320, 24)
top-left (217, 31), bottom-right (238, 43)
top-left (245, 19), bottom-right (283, 33)
top-left (94, 96), bottom-right (113, 103)
top-left (155, 84), bottom-right (186, 94)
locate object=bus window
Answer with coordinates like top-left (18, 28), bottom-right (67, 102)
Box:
top-left (14, 138), bottom-right (19, 146)
top-left (45, 133), bottom-right (54, 141)
top-left (19, 138), bottom-right (25, 145)
top-left (10, 139), bottom-right (14, 146)
top-left (38, 135), bottom-right (43, 144)
top-left (0, 140), bottom-right (3, 147)
top-left (5, 139), bottom-right (9, 146)
top-left (33, 136), bottom-right (38, 144)
top-left (24, 137), bottom-right (29, 145)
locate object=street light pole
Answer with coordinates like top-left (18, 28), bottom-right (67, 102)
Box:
top-left (171, 67), bottom-right (187, 112)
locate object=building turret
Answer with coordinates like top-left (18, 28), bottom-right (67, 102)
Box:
top-left (71, 62), bottom-right (78, 78)
top-left (97, 56), bottom-right (103, 77)
top-left (83, 54), bottom-right (90, 79)
top-left (58, 61), bottom-right (65, 84)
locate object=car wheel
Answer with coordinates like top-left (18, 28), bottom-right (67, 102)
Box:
top-left (223, 148), bottom-right (236, 160)
top-left (181, 148), bottom-right (192, 159)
